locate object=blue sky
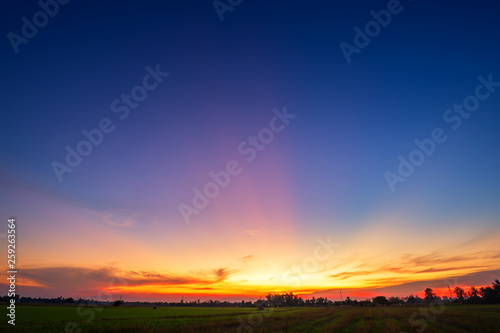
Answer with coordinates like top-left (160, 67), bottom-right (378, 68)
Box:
top-left (1, 0), bottom-right (499, 301)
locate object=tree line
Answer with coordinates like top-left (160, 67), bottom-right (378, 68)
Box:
top-left (1, 279), bottom-right (498, 307)
top-left (420, 279), bottom-right (500, 305)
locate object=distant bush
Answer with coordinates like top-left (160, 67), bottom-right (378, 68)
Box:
top-left (113, 300), bottom-right (124, 306)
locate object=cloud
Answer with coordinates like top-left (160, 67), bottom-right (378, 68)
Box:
top-left (121, 269), bottom-right (205, 286)
top-left (18, 265), bottom-right (238, 297)
top-left (326, 249), bottom-right (500, 288)
top-left (329, 271), bottom-right (373, 280)
top-left (416, 266), bottom-right (487, 274)
top-left (314, 269), bottom-right (500, 300)
top-left (211, 267), bottom-right (235, 282)
top-left (85, 209), bottom-right (141, 227)
top-left (238, 255), bottom-right (254, 263)
top-left (242, 230), bottom-right (265, 236)
top-left (19, 266), bottom-right (119, 296)
top-left (397, 250), bottom-right (500, 272)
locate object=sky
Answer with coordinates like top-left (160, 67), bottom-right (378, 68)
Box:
top-left (1, 0), bottom-right (499, 302)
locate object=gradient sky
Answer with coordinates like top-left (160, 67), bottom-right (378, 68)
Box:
top-left (1, 0), bottom-right (500, 302)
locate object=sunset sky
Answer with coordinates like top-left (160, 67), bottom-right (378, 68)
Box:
top-left (1, 0), bottom-right (500, 302)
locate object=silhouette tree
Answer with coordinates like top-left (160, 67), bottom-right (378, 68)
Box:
top-left (480, 280), bottom-right (500, 304)
top-left (493, 279), bottom-right (500, 293)
top-left (468, 286), bottom-right (479, 297)
top-left (373, 296), bottom-right (389, 305)
top-left (454, 287), bottom-right (465, 303)
top-left (389, 296), bottom-right (402, 305)
top-left (424, 288), bottom-right (436, 302)
top-left (113, 300), bottom-right (124, 306)
top-left (467, 287), bottom-right (481, 304)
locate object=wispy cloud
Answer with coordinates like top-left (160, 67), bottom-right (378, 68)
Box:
top-left (212, 267), bottom-right (235, 282)
top-left (242, 229), bottom-right (265, 236)
top-left (327, 250), bottom-right (500, 285)
top-left (329, 271), bottom-right (373, 280)
top-left (18, 265), bottom-right (239, 296)
top-left (238, 255), bottom-right (254, 263)
top-left (317, 269), bottom-right (500, 299)
top-left (86, 209), bottom-right (141, 227)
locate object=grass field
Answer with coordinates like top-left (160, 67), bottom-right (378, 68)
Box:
top-left (1, 304), bottom-right (499, 332)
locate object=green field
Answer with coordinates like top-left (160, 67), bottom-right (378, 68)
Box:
top-left (1, 304), bottom-right (499, 332)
